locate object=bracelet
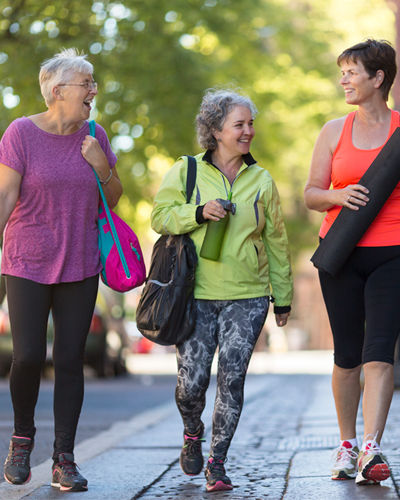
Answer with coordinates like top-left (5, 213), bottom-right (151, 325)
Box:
top-left (99, 169), bottom-right (113, 185)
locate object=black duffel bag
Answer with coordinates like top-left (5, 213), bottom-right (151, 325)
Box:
top-left (136, 156), bottom-right (198, 345)
top-left (136, 233), bottom-right (198, 345)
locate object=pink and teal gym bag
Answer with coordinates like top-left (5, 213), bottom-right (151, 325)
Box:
top-left (89, 120), bottom-right (146, 292)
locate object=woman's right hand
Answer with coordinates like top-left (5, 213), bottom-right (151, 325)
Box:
top-left (202, 200), bottom-right (227, 221)
top-left (334, 184), bottom-right (369, 210)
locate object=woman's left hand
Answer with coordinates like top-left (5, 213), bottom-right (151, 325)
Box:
top-left (275, 312), bottom-right (290, 327)
top-left (81, 135), bottom-right (110, 178)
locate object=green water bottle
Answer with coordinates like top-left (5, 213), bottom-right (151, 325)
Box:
top-left (200, 198), bottom-right (236, 261)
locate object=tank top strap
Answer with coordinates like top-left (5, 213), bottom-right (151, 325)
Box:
top-left (341, 111), bottom-right (356, 142)
top-left (333, 112), bottom-right (355, 156)
top-left (392, 109), bottom-right (400, 129)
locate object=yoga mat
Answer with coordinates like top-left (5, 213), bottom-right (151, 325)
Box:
top-left (311, 127), bottom-right (400, 276)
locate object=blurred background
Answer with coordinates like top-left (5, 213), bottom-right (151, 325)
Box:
top-left (1, 0), bottom-right (400, 377)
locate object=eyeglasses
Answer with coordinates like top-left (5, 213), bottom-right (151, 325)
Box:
top-left (58, 81), bottom-right (97, 90)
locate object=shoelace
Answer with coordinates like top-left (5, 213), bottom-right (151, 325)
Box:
top-left (332, 446), bottom-right (358, 468)
top-left (57, 459), bottom-right (80, 477)
top-left (207, 458), bottom-right (227, 477)
top-left (10, 443), bottom-right (31, 465)
top-left (362, 432), bottom-right (381, 455)
top-left (183, 436), bottom-right (205, 454)
top-left (363, 443), bottom-right (381, 455)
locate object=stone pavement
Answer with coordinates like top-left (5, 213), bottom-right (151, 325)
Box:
top-left (1, 353), bottom-right (400, 499)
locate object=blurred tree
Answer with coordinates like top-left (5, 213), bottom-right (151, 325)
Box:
top-left (0, 0), bottom-right (393, 257)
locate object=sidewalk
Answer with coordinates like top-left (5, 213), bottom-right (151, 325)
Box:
top-left (1, 351), bottom-right (400, 499)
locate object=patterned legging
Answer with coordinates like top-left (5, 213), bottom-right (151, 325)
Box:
top-left (175, 296), bottom-right (269, 460)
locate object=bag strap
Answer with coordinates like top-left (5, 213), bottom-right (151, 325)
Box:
top-left (88, 120), bottom-right (131, 279)
top-left (88, 120), bottom-right (111, 208)
top-left (185, 155), bottom-right (197, 204)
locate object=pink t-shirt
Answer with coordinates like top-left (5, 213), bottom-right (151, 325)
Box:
top-left (0, 117), bottom-right (117, 284)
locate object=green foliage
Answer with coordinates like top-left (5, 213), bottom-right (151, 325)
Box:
top-left (0, 0), bottom-right (395, 259)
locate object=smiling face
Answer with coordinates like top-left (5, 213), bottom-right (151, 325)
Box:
top-left (214, 105), bottom-right (255, 156)
top-left (339, 59), bottom-right (382, 105)
top-left (56, 72), bottom-right (98, 120)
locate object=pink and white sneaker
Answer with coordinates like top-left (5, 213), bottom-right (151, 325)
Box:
top-left (356, 441), bottom-right (390, 485)
top-left (331, 441), bottom-right (359, 480)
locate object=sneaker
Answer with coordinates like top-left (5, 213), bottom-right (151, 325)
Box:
top-left (4, 436), bottom-right (34, 485)
top-left (51, 453), bottom-right (88, 492)
top-left (205, 457), bottom-right (233, 492)
top-left (331, 441), bottom-right (359, 480)
top-left (356, 442), bottom-right (390, 485)
top-left (180, 427), bottom-right (205, 476)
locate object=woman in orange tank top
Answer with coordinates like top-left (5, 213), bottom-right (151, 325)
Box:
top-left (304, 40), bottom-right (399, 486)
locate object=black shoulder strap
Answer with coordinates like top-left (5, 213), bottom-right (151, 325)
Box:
top-left (185, 155), bottom-right (197, 204)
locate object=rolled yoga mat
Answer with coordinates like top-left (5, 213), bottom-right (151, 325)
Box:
top-left (311, 126), bottom-right (400, 276)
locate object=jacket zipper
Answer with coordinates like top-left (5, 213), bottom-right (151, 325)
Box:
top-left (219, 165), bottom-right (251, 200)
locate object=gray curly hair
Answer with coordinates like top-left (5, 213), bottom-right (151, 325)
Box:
top-left (196, 89), bottom-right (257, 151)
top-left (39, 48), bottom-right (93, 107)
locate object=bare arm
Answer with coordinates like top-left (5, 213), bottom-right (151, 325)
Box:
top-left (98, 166), bottom-right (122, 210)
top-left (304, 119), bottom-right (369, 212)
top-left (0, 163), bottom-right (21, 234)
top-left (81, 135), bottom-right (122, 209)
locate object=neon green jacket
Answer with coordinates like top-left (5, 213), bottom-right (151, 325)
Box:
top-left (151, 152), bottom-right (293, 308)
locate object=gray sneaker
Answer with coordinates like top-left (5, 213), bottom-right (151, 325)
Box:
top-left (4, 436), bottom-right (34, 485)
top-left (51, 453), bottom-right (88, 492)
top-left (331, 442), bottom-right (359, 480)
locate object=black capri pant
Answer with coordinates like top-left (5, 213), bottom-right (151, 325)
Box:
top-left (318, 245), bottom-right (400, 368)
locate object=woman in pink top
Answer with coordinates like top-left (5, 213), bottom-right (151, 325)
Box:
top-left (0, 48), bottom-right (122, 491)
top-left (305, 40), bottom-right (398, 486)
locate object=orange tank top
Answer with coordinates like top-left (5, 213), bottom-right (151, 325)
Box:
top-left (319, 110), bottom-right (400, 246)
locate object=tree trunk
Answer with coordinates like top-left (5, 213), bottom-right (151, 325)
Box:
top-left (387, 0), bottom-right (400, 109)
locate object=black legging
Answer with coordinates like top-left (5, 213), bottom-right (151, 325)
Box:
top-left (318, 245), bottom-right (400, 368)
top-left (5, 274), bottom-right (98, 460)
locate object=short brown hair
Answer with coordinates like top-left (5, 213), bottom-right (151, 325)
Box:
top-left (337, 39), bottom-right (396, 101)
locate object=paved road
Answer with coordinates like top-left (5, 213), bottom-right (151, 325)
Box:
top-left (0, 373), bottom-right (177, 471)
top-left (1, 352), bottom-right (400, 499)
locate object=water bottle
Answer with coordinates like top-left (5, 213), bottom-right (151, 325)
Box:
top-left (200, 198), bottom-right (236, 261)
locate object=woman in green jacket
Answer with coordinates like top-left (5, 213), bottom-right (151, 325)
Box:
top-left (151, 89), bottom-right (293, 492)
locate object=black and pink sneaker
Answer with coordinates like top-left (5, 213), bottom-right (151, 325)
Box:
top-left (51, 453), bottom-right (88, 492)
top-left (205, 457), bottom-right (233, 492)
top-left (180, 427), bottom-right (205, 475)
top-left (4, 435), bottom-right (34, 485)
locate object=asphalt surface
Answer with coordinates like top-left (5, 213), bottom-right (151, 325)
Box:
top-left (1, 352), bottom-right (400, 499)
top-left (0, 373), bottom-right (178, 470)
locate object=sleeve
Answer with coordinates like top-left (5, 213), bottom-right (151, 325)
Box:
top-left (95, 123), bottom-right (117, 168)
top-left (262, 178), bottom-right (293, 310)
top-left (151, 157), bottom-right (201, 235)
top-left (0, 120), bottom-right (26, 176)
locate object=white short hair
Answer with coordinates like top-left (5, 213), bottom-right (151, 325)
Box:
top-left (39, 48), bottom-right (93, 107)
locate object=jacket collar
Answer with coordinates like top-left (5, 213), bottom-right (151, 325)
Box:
top-left (202, 150), bottom-right (257, 168)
